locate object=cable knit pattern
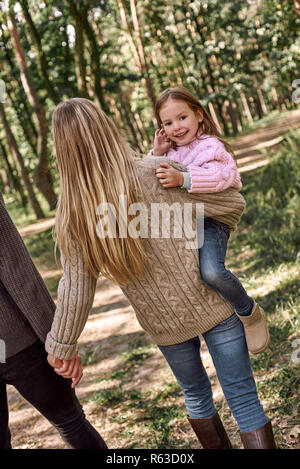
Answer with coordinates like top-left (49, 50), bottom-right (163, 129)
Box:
top-left (45, 156), bottom-right (246, 359)
top-left (165, 135), bottom-right (242, 193)
top-left (45, 241), bottom-right (97, 359)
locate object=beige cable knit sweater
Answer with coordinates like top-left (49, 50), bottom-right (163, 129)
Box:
top-left (45, 157), bottom-right (246, 359)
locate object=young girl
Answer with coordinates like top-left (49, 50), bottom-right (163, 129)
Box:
top-left (151, 86), bottom-right (269, 355)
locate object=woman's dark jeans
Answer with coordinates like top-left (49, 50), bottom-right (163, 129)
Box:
top-left (0, 340), bottom-right (107, 449)
top-left (199, 218), bottom-right (253, 315)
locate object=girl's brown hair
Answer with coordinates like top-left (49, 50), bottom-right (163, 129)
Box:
top-left (155, 87), bottom-right (236, 161)
top-left (52, 97), bottom-right (147, 285)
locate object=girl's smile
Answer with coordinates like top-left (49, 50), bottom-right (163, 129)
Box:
top-left (159, 99), bottom-right (203, 146)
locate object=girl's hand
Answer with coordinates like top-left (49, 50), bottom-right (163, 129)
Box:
top-left (47, 351), bottom-right (83, 388)
top-left (156, 163), bottom-right (184, 188)
top-left (47, 353), bottom-right (63, 369)
top-left (153, 128), bottom-right (172, 156)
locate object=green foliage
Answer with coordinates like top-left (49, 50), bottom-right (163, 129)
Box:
top-left (239, 130), bottom-right (300, 267)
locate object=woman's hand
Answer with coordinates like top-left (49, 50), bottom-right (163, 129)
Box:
top-left (47, 351), bottom-right (83, 388)
top-left (156, 163), bottom-right (184, 188)
top-left (153, 128), bottom-right (172, 156)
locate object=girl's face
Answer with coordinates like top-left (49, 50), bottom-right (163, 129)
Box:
top-left (159, 99), bottom-right (203, 146)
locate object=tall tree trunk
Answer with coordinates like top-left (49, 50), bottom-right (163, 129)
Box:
top-left (253, 75), bottom-right (268, 115)
top-left (74, 20), bottom-right (89, 98)
top-left (0, 103), bottom-right (44, 218)
top-left (61, 21), bottom-right (74, 96)
top-left (118, 0), bottom-right (143, 71)
top-left (6, 4), bottom-right (57, 210)
top-left (65, 0), bottom-right (89, 98)
top-left (226, 100), bottom-right (241, 134)
top-left (5, 86), bottom-right (37, 154)
top-left (241, 92), bottom-right (254, 125)
top-left (117, 88), bottom-right (143, 152)
top-left (65, 0), bottom-right (109, 113)
top-left (129, 0), bottom-right (156, 111)
top-left (118, 0), bottom-right (156, 112)
top-left (0, 140), bottom-right (27, 207)
top-left (19, 0), bottom-right (60, 104)
top-left (208, 103), bottom-right (222, 133)
top-left (193, 14), bottom-right (230, 134)
top-left (271, 86), bottom-right (280, 110)
top-left (0, 21), bottom-right (38, 153)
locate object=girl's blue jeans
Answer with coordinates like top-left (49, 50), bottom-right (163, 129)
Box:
top-left (158, 314), bottom-right (269, 433)
top-left (199, 218), bottom-right (253, 315)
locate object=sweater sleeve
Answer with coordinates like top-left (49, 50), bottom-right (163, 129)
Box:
top-left (180, 171), bottom-right (191, 189)
top-left (188, 141), bottom-right (242, 193)
top-left (45, 237), bottom-right (97, 360)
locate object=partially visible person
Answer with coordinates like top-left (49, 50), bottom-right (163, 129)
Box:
top-left (0, 192), bottom-right (108, 449)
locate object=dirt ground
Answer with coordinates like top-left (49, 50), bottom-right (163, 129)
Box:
top-left (7, 109), bottom-right (300, 449)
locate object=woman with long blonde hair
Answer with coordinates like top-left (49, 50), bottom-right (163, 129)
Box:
top-left (46, 97), bottom-right (276, 449)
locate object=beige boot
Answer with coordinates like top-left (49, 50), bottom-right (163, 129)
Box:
top-left (237, 301), bottom-right (270, 354)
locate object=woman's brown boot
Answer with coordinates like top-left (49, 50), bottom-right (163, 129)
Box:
top-left (187, 412), bottom-right (232, 449)
top-left (240, 421), bottom-right (276, 449)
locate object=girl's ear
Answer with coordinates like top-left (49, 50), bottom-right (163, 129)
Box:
top-left (197, 109), bottom-right (204, 123)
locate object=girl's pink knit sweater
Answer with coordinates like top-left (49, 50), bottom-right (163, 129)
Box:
top-left (166, 134), bottom-right (242, 193)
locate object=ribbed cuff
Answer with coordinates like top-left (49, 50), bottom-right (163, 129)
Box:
top-left (180, 171), bottom-right (191, 189)
top-left (45, 332), bottom-right (77, 360)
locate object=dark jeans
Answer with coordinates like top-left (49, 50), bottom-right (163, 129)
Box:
top-left (199, 218), bottom-right (253, 315)
top-left (0, 340), bottom-right (107, 449)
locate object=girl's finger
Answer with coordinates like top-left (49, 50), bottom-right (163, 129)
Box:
top-left (71, 369), bottom-right (83, 388)
top-left (55, 364), bottom-right (69, 374)
top-left (70, 356), bottom-right (81, 378)
top-left (55, 359), bottom-right (75, 375)
top-left (55, 357), bottom-right (80, 378)
top-left (156, 170), bottom-right (167, 177)
top-left (156, 166), bottom-right (168, 172)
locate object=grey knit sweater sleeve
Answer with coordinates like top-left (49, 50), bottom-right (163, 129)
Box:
top-left (45, 237), bottom-right (97, 359)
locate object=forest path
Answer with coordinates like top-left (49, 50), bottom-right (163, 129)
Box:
top-left (232, 108), bottom-right (300, 172)
top-left (8, 109), bottom-right (300, 449)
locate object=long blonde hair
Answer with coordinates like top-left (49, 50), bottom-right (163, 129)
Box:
top-left (52, 97), bottom-right (146, 285)
top-left (155, 87), bottom-right (236, 162)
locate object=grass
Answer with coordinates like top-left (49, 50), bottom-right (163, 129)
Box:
top-left (81, 338), bottom-right (186, 448)
top-left (225, 129), bottom-right (300, 448)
